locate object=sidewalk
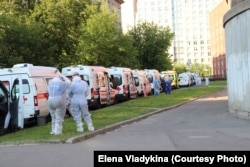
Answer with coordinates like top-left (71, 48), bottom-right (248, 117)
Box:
top-left (66, 89), bottom-right (238, 144)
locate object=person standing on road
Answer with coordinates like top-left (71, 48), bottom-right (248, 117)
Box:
top-left (48, 74), bottom-right (71, 135)
top-left (68, 72), bottom-right (94, 132)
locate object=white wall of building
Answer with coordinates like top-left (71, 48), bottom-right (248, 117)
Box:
top-left (224, 1), bottom-right (250, 119)
top-left (121, 0), bottom-right (137, 33)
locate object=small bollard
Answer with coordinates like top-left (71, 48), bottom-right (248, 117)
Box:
top-left (205, 77), bottom-right (209, 86)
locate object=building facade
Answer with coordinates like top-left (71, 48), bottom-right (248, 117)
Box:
top-left (136, 0), bottom-right (174, 57)
top-left (136, 0), bottom-right (221, 71)
top-left (210, 0), bottom-right (229, 79)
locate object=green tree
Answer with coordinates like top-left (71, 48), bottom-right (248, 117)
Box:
top-left (187, 63), bottom-right (210, 77)
top-left (76, 2), bottom-right (138, 68)
top-left (0, 0), bottom-right (138, 69)
top-left (0, 1), bottom-right (40, 67)
top-left (30, 0), bottom-right (92, 69)
top-left (173, 63), bottom-right (187, 74)
top-left (127, 22), bottom-right (174, 71)
top-left (0, 0), bottom-right (92, 68)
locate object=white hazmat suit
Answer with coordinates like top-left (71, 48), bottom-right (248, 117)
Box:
top-left (68, 74), bottom-right (94, 132)
top-left (48, 75), bottom-right (70, 135)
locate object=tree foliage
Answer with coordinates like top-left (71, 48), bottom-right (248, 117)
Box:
top-left (127, 22), bottom-right (174, 71)
top-left (173, 63), bottom-right (187, 74)
top-left (0, 1), bottom-right (173, 71)
top-left (29, 0), bottom-right (92, 68)
top-left (0, 0), bottom-right (39, 67)
top-left (173, 63), bottom-right (210, 77)
top-left (76, 3), bottom-right (138, 68)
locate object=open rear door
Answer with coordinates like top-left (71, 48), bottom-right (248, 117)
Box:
top-left (4, 76), bottom-right (24, 132)
top-left (17, 76), bottom-right (24, 128)
top-left (0, 81), bottom-right (9, 134)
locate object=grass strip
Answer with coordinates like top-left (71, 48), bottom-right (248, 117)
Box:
top-left (0, 80), bottom-right (227, 144)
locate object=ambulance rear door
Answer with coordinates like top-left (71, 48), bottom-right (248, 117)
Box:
top-left (0, 80), bottom-right (9, 134)
top-left (2, 77), bottom-right (24, 133)
top-left (3, 74), bottom-right (35, 120)
top-left (103, 72), bottom-right (116, 105)
top-left (98, 72), bottom-right (108, 105)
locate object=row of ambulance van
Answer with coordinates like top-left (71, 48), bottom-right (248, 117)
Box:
top-left (0, 63), bottom-right (163, 133)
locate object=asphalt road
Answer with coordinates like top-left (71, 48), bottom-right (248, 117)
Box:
top-left (1, 89), bottom-right (250, 167)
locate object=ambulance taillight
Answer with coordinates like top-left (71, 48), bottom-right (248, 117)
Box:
top-left (34, 96), bottom-right (38, 106)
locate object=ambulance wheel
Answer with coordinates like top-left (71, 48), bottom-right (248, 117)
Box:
top-left (95, 101), bottom-right (101, 109)
top-left (113, 96), bottom-right (118, 104)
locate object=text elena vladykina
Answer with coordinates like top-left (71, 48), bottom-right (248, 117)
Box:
top-left (98, 154), bottom-right (246, 165)
top-left (98, 155), bottom-right (169, 164)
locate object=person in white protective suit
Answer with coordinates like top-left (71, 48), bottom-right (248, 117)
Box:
top-left (48, 74), bottom-right (71, 135)
top-left (68, 72), bottom-right (94, 132)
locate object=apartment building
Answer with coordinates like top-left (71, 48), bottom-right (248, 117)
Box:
top-left (136, 0), bottom-right (174, 57)
top-left (136, 0), bottom-right (221, 71)
top-left (210, 0), bottom-right (230, 79)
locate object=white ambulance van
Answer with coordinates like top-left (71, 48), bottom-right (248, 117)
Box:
top-left (0, 63), bottom-right (61, 124)
top-left (178, 72), bottom-right (191, 87)
top-left (0, 78), bottom-right (24, 134)
top-left (132, 69), bottom-right (151, 96)
top-left (61, 65), bottom-right (117, 109)
top-left (144, 69), bottom-right (162, 94)
top-left (108, 67), bottom-right (137, 101)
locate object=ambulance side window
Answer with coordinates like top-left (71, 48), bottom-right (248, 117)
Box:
top-left (81, 75), bottom-right (90, 85)
top-left (134, 77), bottom-right (139, 87)
top-left (147, 75), bottom-right (153, 83)
top-left (11, 80), bottom-right (19, 100)
top-left (2, 81), bottom-right (10, 92)
top-left (22, 80), bottom-right (30, 94)
top-left (113, 74), bottom-right (122, 86)
top-left (11, 79), bottom-right (30, 100)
